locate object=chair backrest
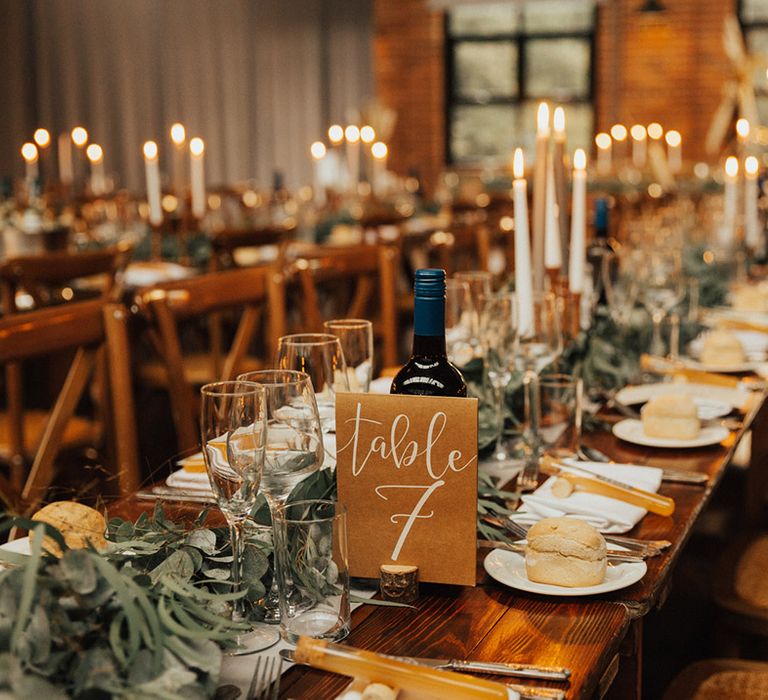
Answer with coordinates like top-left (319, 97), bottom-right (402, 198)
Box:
top-left (288, 243), bottom-right (399, 368)
top-left (0, 298), bottom-right (139, 513)
top-left (137, 265), bottom-right (287, 452)
top-left (208, 225), bottom-right (293, 271)
top-left (427, 224), bottom-right (491, 275)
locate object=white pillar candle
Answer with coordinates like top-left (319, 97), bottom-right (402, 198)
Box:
top-left (630, 124), bottom-right (647, 169)
top-left (33, 128), bottom-right (50, 186)
top-left (544, 157), bottom-right (561, 272)
top-left (360, 125), bottom-right (376, 185)
top-left (143, 141), bottom-right (163, 226)
top-left (58, 133), bottom-right (73, 185)
top-left (533, 102), bottom-right (550, 293)
top-left (327, 124), bottom-right (344, 189)
top-left (310, 140), bottom-right (327, 206)
top-left (86, 143), bottom-right (106, 195)
top-left (345, 125), bottom-right (360, 192)
top-left (170, 122), bottom-right (186, 197)
top-left (745, 155), bottom-right (760, 250)
top-left (512, 148), bottom-right (534, 336)
top-left (665, 130), bottom-right (682, 174)
top-left (21, 142), bottom-right (39, 190)
top-left (721, 156), bottom-right (739, 248)
top-left (189, 137), bottom-right (206, 220)
top-left (371, 141), bottom-right (388, 198)
top-left (71, 126), bottom-right (88, 190)
top-left (609, 124), bottom-right (627, 164)
top-left (595, 133), bottom-right (612, 176)
top-left (569, 149), bottom-right (587, 294)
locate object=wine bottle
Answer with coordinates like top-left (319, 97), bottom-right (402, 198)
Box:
top-left (586, 197), bottom-right (615, 305)
top-left (391, 269), bottom-right (468, 397)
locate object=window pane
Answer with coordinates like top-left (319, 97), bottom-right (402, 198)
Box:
top-left (524, 1), bottom-right (594, 33)
top-left (449, 3), bottom-right (519, 36)
top-left (742, 0), bottom-right (768, 23)
top-left (747, 29), bottom-right (768, 92)
top-left (454, 41), bottom-right (518, 100)
top-left (451, 105), bottom-right (520, 163)
top-left (758, 96), bottom-right (768, 127)
top-left (525, 38), bottom-right (591, 99)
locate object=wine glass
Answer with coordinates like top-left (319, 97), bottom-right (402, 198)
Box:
top-left (515, 292), bottom-right (563, 491)
top-left (638, 250), bottom-right (684, 357)
top-left (454, 270), bottom-right (493, 357)
top-left (445, 279), bottom-right (476, 368)
top-left (199, 380), bottom-right (279, 653)
top-left (603, 249), bottom-right (640, 327)
top-left (479, 292), bottom-right (518, 465)
top-left (237, 370), bottom-right (324, 626)
top-left (276, 333), bottom-right (350, 433)
top-left (323, 319), bottom-right (374, 392)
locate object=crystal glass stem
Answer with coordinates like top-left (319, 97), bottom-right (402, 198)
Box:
top-left (519, 368), bottom-right (541, 492)
top-left (650, 310), bottom-right (665, 356)
top-left (228, 518), bottom-right (246, 621)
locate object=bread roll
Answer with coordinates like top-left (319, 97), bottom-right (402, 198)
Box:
top-left (525, 517), bottom-right (606, 587)
top-left (31, 501), bottom-right (107, 556)
top-left (641, 393), bottom-right (700, 440)
top-left (700, 329), bottom-right (746, 366)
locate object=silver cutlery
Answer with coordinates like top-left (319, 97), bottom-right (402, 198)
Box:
top-left (479, 539), bottom-right (647, 564)
top-left (136, 488), bottom-right (216, 504)
top-left (247, 655), bottom-right (282, 700)
top-left (577, 446), bottom-right (708, 485)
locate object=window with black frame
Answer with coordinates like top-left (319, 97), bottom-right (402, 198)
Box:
top-left (446, 1), bottom-right (596, 165)
top-left (741, 0), bottom-right (768, 125)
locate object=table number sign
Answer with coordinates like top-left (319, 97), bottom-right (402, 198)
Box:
top-left (336, 393), bottom-right (478, 586)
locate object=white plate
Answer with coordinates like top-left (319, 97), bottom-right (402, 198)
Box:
top-left (612, 419), bottom-right (730, 448)
top-left (483, 547), bottom-right (646, 596)
top-left (615, 383), bottom-right (746, 413)
top-left (681, 358), bottom-right (758, 374)
top-left (0, 537), bottom-right (31, 555)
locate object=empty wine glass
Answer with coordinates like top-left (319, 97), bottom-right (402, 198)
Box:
top-left (515, 292), bottom-right (563, 492)
top-left (323, 319), bottom-right (374, 392)
top-left (237, 370), bottom-right (324, 626)
top-left (445, 279), bottom-right (475, 368)
top-left (200, 380), bottom-right (279, 653)
top-left (479, 292), bottom-right (518, 465)
top-left (603, 249), bottom-right (640, 326)
top-left (454, 270), bottom-right (493, 357)
top-left (638, 250), bottom-right (684, 357)
top-left (276, 333), bottom-right (350, 433)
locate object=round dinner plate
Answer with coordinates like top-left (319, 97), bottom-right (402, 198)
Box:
top-left (483, 548), bottom-right (646, 596)
top-left (613, 385), bottom-right (732, 421)
top-left (612, 419), bottom-right (730, 448)
top-left (0, 537), bottom-right (31, 555)
top-left (681, 358), bottom-right (758, 374)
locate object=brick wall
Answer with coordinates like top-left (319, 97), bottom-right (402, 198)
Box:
top-left (375, 0), bottom-right (735, 194)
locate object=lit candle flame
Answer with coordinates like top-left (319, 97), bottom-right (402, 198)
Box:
top-left (725, 155), bottom-right (739, 178)
top-left (86, 144), bottom-right (103, 163)
top-left (610, 124), bottom-right (627, 141)
top-left (630, 124), bottom-right (646, 141)
top-left (553, 107), bottom-right (565, 135)
top-left (574, 148), bottom-right (587, 171)
top-left (745, 155), bottom-right (759, 177)
top-left (71, 126), bottom-right (88, 147)
top-left (537, 103), bottom-right (550, 136)
top-left (328, 124), bottom-right (344, 144)
top-left (345, 125), bottom-right (360, 143)
top-left (170, 123), bottom-right (186, 146)
top-left (595, 132), bottom-right (611, 150)
top-left (665, 130), bottom-right (681, 147)
top-left (310, 141), bottom-right (327, 159)
top-left (371, 142), bottom-right (388, 159)
top-left (647, 122), bottom-right (663, 140)
top-left (736, 118), bottom-right (750, 141)
top-left (513, 148), bottom-right (525, 180)
top-left (143, 141), bottom-right (158, 160)
top-left (21, 142), bottom-right (38, 162)
top-left (33, 128), bottom-right (50, 148)
top-left (189, 137), bottom-right (205, 157)
top-left (360, 125), bottom-right (376, 143)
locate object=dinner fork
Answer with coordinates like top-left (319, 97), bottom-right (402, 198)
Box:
top-left (246, 656), bottom-right (283, 700)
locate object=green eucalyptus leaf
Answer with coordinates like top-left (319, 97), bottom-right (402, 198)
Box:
top-left (59, 550), bottom-right (97, 594)
top-left (184, 529), bottom-right (217, 555)
top-left (150, 550), bottom-right (195, 585)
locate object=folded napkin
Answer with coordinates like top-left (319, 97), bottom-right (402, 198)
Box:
top-left (509, 461), bottom-right (663, 534)
top-left (166, 459), bottom-right (213, 493)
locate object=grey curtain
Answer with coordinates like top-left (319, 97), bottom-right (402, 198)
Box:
top-left (0, 0), bottom-right (373, 191)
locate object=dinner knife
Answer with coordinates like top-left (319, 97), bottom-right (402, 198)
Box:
top-left (576, 447), bottom-right (709, 485)
top-left (478, 539), bottom-right (647, 564)
top-left (136, 488), bottom-right (215, 504)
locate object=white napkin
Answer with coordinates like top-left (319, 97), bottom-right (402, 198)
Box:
top-left (509, 461), bottom-right (663, 534)
top-left (166, 460), bottom-right (213, 493)
top-left (369, 377), bottom-right (393, 394)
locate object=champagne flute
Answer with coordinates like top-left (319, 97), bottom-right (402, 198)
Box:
top-left (479, 292), bottom-right (518, 465)
top-left (515, 292), bottom-right (563, 491)
top-left (323, 319), bottom-right (374, 392)
top-left (603, 249), bottom-right (640, 326)
top-left (445, 279), bottom-right (475, 368)
top-left (237, 370), bottom-right (324, 626)
top-left (639, 250), bottom-right (684, 357)
top-left (276, 333), bottom-right (350, 433)
top-left (454, 270), bottom-right (493, 357)
top-left (199, 380), bottom-right (279, 653)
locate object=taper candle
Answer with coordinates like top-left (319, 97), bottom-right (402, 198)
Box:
top-left (513, 148), bottom-right (534, 335)
top-left (721, 155), bottom-right (739, 248)
top-left (569, 149), bottom-right (587, 294)
top-left (533, 102), bottom-right (550, 293)
top-left (745, 155), bottom-right (760, 250)
top-left (189, 137), bottom-right (206, 220)
top-left (143, 140), bottom-right (163, 226)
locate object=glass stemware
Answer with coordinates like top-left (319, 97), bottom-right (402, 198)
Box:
top-left (638, 250), bottom-right (684, 357)
top-left (445, 279), bottom-right (476, 368)
top-left (454, 271), bottom-right (493, 358)
top-left (603, 249), bottom-right (640, 327)
top-left (199, 380), bottom-right (279, 653)
top-left (276, 333), bottom-right (350, 433)
top-left (479, 292), bottom-right (518, 465)
top-left (515, 292), bottom-right (563, 492)
top-left (237, 370), bottom-right (324, 627)
top-left (323, 319), bottom-right (374, 392)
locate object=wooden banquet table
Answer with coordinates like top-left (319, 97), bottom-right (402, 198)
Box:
top-left (109, 387), bottom-right (768, 700)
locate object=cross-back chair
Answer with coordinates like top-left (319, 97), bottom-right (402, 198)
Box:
top-left (0, 298), bottom-right (139, 514)
top-left (288, 243), bottom-right (400, 369)
top-left (136, 265), bottom-right (287, 453)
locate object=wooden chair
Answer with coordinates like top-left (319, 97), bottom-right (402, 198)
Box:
top-left (662, 659), bottom-right (768, 699)
top-left (426, 224), bottom-right (492, 276)
top-left (0, 299), bottom-right (139, 513)
top-left (136, 265), bottom-right (287, 453)
top-left (288, 243), bottom-right (399, 368)
top-left (208, 225), bottom-right (293, 272)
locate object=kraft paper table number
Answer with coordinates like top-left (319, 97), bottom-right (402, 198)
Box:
top-left (335, 393), bottom-right (479, 586)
